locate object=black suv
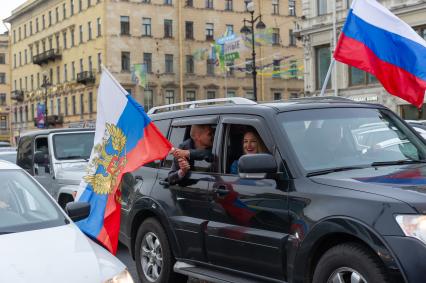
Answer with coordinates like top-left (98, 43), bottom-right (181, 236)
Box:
top-left (119, 97), bottom-right (426, 283)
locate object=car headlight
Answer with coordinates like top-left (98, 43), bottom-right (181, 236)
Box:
top-left (104, 269), bottom-right (134, 283)
top-left (395, 215), bottom-right (426, 244)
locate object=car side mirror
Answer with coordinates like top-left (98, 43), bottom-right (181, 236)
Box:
top-left (65, 202), bottom-right (90, 222)
top-left (34, 151), bottom-right (48, 164)
top-left (238, 153), bottom-right (277, 179)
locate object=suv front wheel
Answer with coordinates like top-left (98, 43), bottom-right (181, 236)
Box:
top-left (135, 217), bottom-right (187, 283)
top-left (312, 243), bottom-right (388, 283)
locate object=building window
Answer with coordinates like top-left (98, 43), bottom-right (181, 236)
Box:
top-left (185, 0), bottom-right (193, 7)
top-left (0, 53), bottom-right (5, 64)
top-left (274, 92), bottom-right (282, 100)
top-left (0, 94), bottom-right (5, 106)
top-left (165, 90), bottom-right (175, 104)
top-left (56, 66), bottom-right (61, 84)
top-left (97, 53), bottom-right (102, 72)
top-left (205, 23), bottom-right (214, 41)
top-left (225, 0), bottom-right (233, 11)
top-left (88, 21), bottom-right (92, 40)
top-left (318, 0), bottom-right (327, 15)
top-left (289, 29), bottom-right (296, 46)
top-left (143, 53), bottom-right (152, 73)
top-left (185, 21), bottom-right (193, 39)
top-left (165, 54), bottom-right (174, 73)
top-left (71, 29), bottom-right (75, 46)
top-left (24, 24), bottom-right (27, 38)
top-left (226, 25), bottom-right (234, 35)
top-left (79, 0), bottom-right (82, 12)
top-left (207, 59), bottom-right (215, 75)
top-left (97, 18), bottom-right (102, 37)
top-left (31, 75), bottom-right (34, 90)
top-left (143, 90), bottom-right (153, 112)
top-left (70, 0), bottom-right (74, 15)
top-left (63, 3), bottom-right (67, 19)
top-left (50, 99), bottom-right (54, 116)
top-left (88, 56), bottom-right (93, 71)
top-left (64, 63), bottom-right (68, 81)
top-left (25, 106), bottom-right (28, 122)
top-left (164, 0), bottom-right (172, 5)
top-left (207, 91), bottom-right (216, 100)
top-left (55, 7), bottom-right (59, 22)
top-left (142, 0), bottom-right (151, 3)
top-left (121, 52), bottom-right (130, 71)
top-left (36, 18), bottom-right (39, 33)
top-left (72, 61), bottom-right (76, 80)
top-left (48, 11), bottom-right (52, 26)
top-left (289, 0), bottom-right (296, 16)
top-left (120, 16), bottom-right (130, 35)
top-left (143, 18), bottom-right (151, 36)
top-left (55, 34), bottom-right (59, 49)
top-left (88, 0), bottom-right (92, 7)
top-left (42, 15), bottom-right (46, 30)
top-left (79, 25), bottom-right (83, 43)
top-left (31, 104), bottom-right (35, 120)
top-left (29, 21), bottom-right (33, 35)
top-left (185, 91), bottom-right (196, 102)
top-left (63, 31), bottom-right (67, 48)
top-left (57, 98), bottom-right (61, 115)
top-left (80, 58), bottom-right (84, 72)
top-left (65, 97), bottom-right (69, 116)
top-left (205, 0), bottom-right (213, 9)
top-left (315, 45), bottom-right (331, 90)
top-left (80, 93), bottom-right (84, 115)
top-left (72, 96), bottom-right (76, 115)
top-left (24, 49), bottom-right (27, 64)
top-left (272, 28), bottom-right (280, 45)
top-left (186, 55), bottom-right (194, 74)
top-left (0, 73), bottom-right (6, 85)
top-left (164, 19), bottom-right (173, 38)
top-left (272, 0), bottom-right (279, 15)
top-left (89, 92), bottom-right (93, 113)
top-left (349, 67), bottom-right (378, 86)
top-left (245, 91), bottom-right (255, 100)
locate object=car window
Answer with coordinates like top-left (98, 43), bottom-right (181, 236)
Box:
top-left (280, 108), bottom-right (426, 172)
top-left (17, 136), bottom-right (32, 171)
top-left (0, 170), bottom-right (65, 234)
top-left (52, 132), bottom-right (95, 160)
top-left (163, 126), bottom-right (187, 168)
top-left (153, 119), bottom-right (171, 138)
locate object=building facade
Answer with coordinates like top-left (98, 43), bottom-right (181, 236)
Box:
top-left (0, 32), bottom-right (11, 142)
top-left (5, 0), bottom-right (304, 139)
top-left (298, 0), bottom-right (426, 118)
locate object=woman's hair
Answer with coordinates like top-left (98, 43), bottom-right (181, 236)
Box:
top-left (243, 126), bottom-right (268, 153)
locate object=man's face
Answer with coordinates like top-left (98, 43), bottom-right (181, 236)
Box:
top-left (198, 128), bottom-right (213, 148)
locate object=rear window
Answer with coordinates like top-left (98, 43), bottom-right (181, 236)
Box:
top-left (52, 132), bottom-right (95, 160)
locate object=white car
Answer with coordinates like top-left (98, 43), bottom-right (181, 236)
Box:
top-left (0, 160), bottom-right (133, 283)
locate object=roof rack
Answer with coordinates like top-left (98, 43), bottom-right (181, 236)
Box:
top-left (288, 96), bottom-right (353, 102)
top-left (147, 97), bottom-right (257, 115)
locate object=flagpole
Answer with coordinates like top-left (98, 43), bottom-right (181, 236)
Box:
top-left (320, 58), bottom-right (335, 97)
top-left (332, 0), bottom-right (338, 96)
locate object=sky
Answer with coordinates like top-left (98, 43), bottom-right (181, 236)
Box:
top-left (0, 0), bottom-right (28, 33)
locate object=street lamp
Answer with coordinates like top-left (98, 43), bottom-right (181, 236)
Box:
top-left (240, 0), bottom-right (266, 102)
top-left (41, 71), bottom-right (51, 129)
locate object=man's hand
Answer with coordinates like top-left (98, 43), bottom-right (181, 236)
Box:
top-left (178, 158), bottom-right (191, 175)
top-left (173, 149), bottom-right (190, 160)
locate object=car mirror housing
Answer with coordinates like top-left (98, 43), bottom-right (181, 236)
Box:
top-left (66, 202), bottom-right (90, 222)
top-left (238, 154), bottom-right (277, 179)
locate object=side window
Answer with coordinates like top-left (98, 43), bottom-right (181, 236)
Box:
top-left (17, 136), bottom-right (33, 171)
top-left (223, 124), bottom-right (268, 174)
top-left (153, 119), bottom-right (171, 137)
top-left (34, 137), bottom-right (49, 176)
top-left (163, 126), bottom-right (188, 168)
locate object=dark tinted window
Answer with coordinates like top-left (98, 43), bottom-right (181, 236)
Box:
top-left (17, 136), bottom-right (32, 171)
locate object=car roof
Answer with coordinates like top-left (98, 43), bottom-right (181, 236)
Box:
top-left (0, 160), bottom-right (20, 170)
top-left (150, 97), bottom-right (386, 120)
top-left (20, 127), bottom-right (95, 138)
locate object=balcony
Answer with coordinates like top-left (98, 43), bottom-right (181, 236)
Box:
top-left (33, 115), bottom-right (64, 127)
top-left (77, 71), bottom-right (96, 85)
top-left (33, 49), bottom-right (62, 65)
top-left (11, 90), bottom-right (24, 102)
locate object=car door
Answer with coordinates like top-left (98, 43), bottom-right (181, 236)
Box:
top-left (150, 115), bottom-right (219, 262)
top-left (205, 116), bottom-right (291, 280)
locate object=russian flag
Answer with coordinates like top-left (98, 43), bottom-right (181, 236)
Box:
top-left (76, 67), bottom-right (172, 254)
top-left (334, 0), bottom-right (426, 108)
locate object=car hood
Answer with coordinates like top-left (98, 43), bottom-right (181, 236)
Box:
top-left (0, 224), bottom-right (126, 283)
top-left (310, 164), bottom-right (426, 213)
top-left (55, 162), bottom-right (87, 185)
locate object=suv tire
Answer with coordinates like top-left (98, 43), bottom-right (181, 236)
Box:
top-left (135, 217), bottom-right (187, 283)
top-left (312, 243), bottom-right (387, 283)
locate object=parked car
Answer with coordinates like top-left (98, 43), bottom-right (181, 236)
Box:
top-left (0, 141), bottom-right (11, 147)
top-left (0, 160), bottom-right (133, 283)
top-left (117, 97), bottom-right (426, 283)
top-left (0, 148), bottom-right (16, 163)
top-left (16, 128), bottom-right (94, 207)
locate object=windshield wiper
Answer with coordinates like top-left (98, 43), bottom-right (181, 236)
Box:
top-left (307, 166), bottom-right (368, 177)
top-left (371, 160), bottom-right (426, 167)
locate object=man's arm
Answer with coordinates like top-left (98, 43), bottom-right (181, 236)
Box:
top-left (168, 156), bottom-right (183, 185)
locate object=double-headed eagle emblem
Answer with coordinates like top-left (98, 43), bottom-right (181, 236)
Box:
top-left (84, 123), bottom-right (127, 195)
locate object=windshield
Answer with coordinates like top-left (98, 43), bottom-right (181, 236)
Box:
top-left (53, 132), bottom-right (95, 160)
top-left (279, 108), bottom-right (426, 172)
top-left (0, 170), bottom-right (65, 234)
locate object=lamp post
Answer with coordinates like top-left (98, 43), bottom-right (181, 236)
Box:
top-left (240, 0), bottom-right (266, 102)
top-left (41, 72), bottom-right (51, 129)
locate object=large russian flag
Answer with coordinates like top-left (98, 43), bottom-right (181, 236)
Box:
top-left (76, 67), bottom-right (172, 254)
top-left (334, 0), bottom-right (426, 108)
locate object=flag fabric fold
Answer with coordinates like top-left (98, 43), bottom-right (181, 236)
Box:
top-left (76, 67), bottom-right (172, 254)
top-left (334, 0), bottom-right (426, 108)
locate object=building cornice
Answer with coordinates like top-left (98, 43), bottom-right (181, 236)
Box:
top-left (5, 0), bottom-right (44, 23)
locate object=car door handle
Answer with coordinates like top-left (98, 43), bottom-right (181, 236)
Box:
top-left (159, 178), bottom-right (170, 188)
